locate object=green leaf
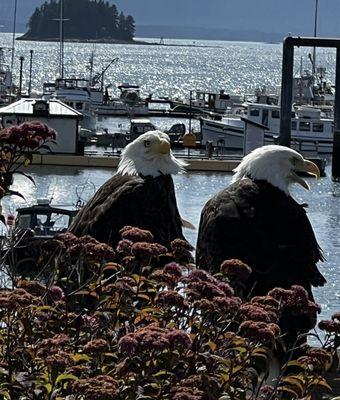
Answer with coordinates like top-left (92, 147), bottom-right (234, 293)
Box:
top-left (5, 189), bottom-right (26, 200)
top-left (56, 374), bottom-right (78, 384)
top-left (39, 144), bottom-right (52, 152)
top-left (72, 353), bottom-right (91, 363)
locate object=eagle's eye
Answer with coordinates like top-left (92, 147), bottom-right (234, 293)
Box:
top-left (291, 157), bottom-right (300, 167)
top-left (144, 140), bottom-right (151, 148)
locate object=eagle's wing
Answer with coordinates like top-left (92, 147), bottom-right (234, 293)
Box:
top-left (69, 174), bottom-right (184, 247)
top-left (196, 179), bottom-right (325, 296)
top-left (69, 175), bottom-right (145, 245)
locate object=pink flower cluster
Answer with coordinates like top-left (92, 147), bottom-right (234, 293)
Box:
top-left (268, 285), bottom-right (321, 315)
top-left (131, 241), bottom-right (167, 261)
top-left (171, 238), bottom-right (194, 262)
top-left (120, 225), bottom-right (154, 243)
top-left (0, 288), bottom-right (41, 310)
top-left (71, 375), bottom-right (119, 398)
top-left (183, 269), bottom-right (234, 300)
top-left (240, 303), bottom-right (279, 323)
top-left (84, 339), bottom-right (109, 354)
top-left (118, 324), bottom-right (192, 355)
top-left (48, 232), bottom-right (116, 262)
top-left (220, 259), bottom-right (252, 281)
top-left (155, 290), bottom-right (187, 309)
top-left (116, 238), bottom-right (133, 256)
top-left (150, 262), bottom-right (184, 289)
top-left (298, 347), bottom-right (331, 372)
top-left (172, 387), bottom-right (206, 400)
top-left (0, 121), bottom-right (56, 150)
top-left (36, 333), bottom-right (71, 357)
top-left (239, 320), bottom-right (281, 346)
top-left (16, 279), bottom-right (64, 302)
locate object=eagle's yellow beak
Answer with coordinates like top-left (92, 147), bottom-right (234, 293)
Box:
top-left (291, 159), bottom-right (320, 190)
top-left (300, 160), bottom-right (321, 179)
top-left (158, 139), bottom-right (171, 155)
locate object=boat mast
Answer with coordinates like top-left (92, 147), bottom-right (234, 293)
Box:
top-left (312, 0), bottom-right (318, 75)
top-left (59, 0), bottom-right (64, 78)
top-left (10, 0), bottom-right (17, 88)
top-left (53, 0), bottom-right (68, 78)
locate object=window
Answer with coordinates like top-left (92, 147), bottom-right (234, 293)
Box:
top-left (312, 123), bottom-right (324, 132)
top-left (75, 102), bottom-right (83, 110)
top-left (249, 108), bottom-right (260, 117)
top-left (291, 121), bottom-right (297, 130)
top-left (271, 110), bottom-right (280, 119)
top-left (299, 122), bottom-right (311, 131)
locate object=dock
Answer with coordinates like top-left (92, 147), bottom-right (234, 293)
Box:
top-left (27, 153), bottom-right (241, 172)
top-left (25, 152), bottom-right (327, 175)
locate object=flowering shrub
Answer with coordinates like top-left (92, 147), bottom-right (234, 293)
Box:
top-left (0, 121), bottom-right (56, 201)
top-left (0, 226), bottom-right (338, 399)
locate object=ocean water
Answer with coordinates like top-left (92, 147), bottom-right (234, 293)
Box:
top-left (0, 33), bottom-right (339, 328)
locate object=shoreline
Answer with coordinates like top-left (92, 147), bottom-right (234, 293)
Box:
top-left (16, 36), bottom-right (222, 48)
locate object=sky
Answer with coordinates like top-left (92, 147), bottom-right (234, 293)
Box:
top-left (3, 0), bottom-right (340, 37)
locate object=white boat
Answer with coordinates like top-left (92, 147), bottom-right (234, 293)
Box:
top-left (201, 102), bottom-right (334, 154)
top-left (170, 90), bottom-right (244, 115)
top-left (89, 118), bottom-right (156, 147)
top-left (43, 78), bottom-right (97, 133)
top-left (95, 83), bottom-right (149, 116)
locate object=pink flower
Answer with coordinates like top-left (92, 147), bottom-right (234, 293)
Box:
top-left (155, 290), bottom-right (186, 309)
top-left (120, 226), bottom-right (154, 243)
top-left (220, 259), bottom-right (252, 281)
top-left (163, 262), bottom-right (183, 279)
top-left (84, 339), bottom-right (109, 353)
top-left (49, 285), bottom-right (64, 301)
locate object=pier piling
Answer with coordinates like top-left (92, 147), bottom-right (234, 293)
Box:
top-left (279, 36), bottom-right (340, 180)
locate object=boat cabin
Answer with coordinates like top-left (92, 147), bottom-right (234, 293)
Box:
top-left (16, 200), bottom-right (78, 238)
top-left (192, 90), bottom-right (243, 113)
top-left (244, 103), bottom-right (333, 137)
top-left (129, 118), bottom-right (156, 140)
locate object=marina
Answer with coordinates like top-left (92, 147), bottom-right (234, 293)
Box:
top-left (1, 0), bottom-right (340, 393)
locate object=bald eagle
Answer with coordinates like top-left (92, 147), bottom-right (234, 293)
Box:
top-left (196, 145), bottom-right (326, 350)
top-left (69, 131), bottom-right (187, 247)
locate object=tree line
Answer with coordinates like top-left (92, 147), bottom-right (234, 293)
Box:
top-left (24, 0), bottom-right (135, 41)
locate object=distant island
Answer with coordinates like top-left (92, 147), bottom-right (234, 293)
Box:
top-left (18, 0), bottom-right (136, 43)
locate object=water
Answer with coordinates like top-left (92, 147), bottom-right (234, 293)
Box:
top-left (2, 163), bottom-right (339, 327)
top-left (0, 33), bottom-right (339, 327)
top-left (0, 33), bottom-right (337, 99)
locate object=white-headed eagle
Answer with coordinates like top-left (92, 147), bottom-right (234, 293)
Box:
top-left (69, 131), bottom-right (187, 247)
top-left (196, 145), bottom-right (326, 350)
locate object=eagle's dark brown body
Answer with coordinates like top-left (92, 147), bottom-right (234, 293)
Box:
top-left (196, 178), bottom-right (326, 350)
top-left (196, 178), bottom-right (325, 294)
top-left (69, 174), bottom-right (184, 247)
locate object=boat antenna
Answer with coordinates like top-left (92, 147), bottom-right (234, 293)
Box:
top-left (53, 0), bottom-right (69, 78)
top-left (312, 0), bottom-right (318, 75)
top-left (10, 0), bottom-right (17, 90)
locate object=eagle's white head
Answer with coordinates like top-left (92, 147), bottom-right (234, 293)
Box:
top-left (117, 130), bottom-right (187, 177)
top-left (232, 145), bottom-right (320, 195)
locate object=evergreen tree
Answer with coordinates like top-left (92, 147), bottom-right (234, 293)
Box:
top-left (24, 0), bottom-right (135, 41)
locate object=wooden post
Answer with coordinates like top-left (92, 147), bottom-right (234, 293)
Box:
top-left (279, 37), bottom-right (294, 147)
top-left (18, 56), bottom-right (24, 98)
top-left (332, 47), bottom-right (340, 180)
top-left (28, 50), bottom-right (33, 97)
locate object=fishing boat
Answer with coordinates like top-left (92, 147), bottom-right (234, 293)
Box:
top-left (170, 90), bottom-right (244, 115)
top-left (95, 83), bottom-right (149, 116)
top-left (201, 102), bottom-right (334, 154)
top-left (4, 199), bottom-right (78, 276)
top-left (43, 78), bottom-right (97, 133)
